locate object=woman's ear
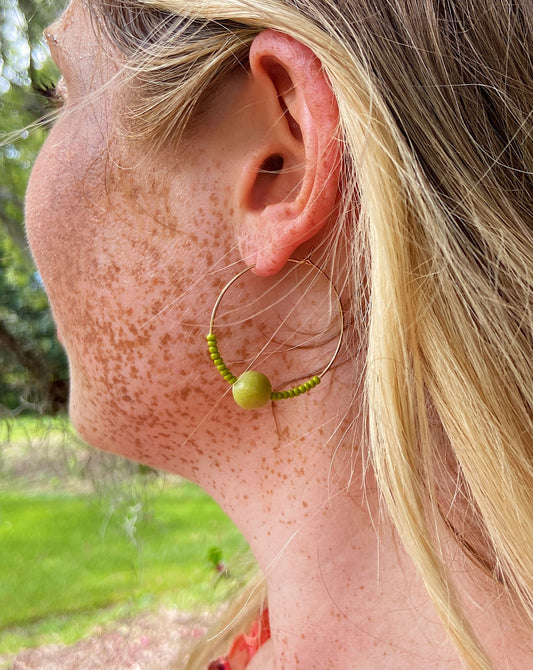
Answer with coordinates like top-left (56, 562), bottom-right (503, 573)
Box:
top-left (236, 30), bottom-right (341, 276)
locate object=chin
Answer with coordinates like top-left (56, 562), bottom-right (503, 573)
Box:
top-left (68, 399), bottom-right (110, 455)
top-left (67, 382), bottom-right (177, 472)
top-left (66, 365), bottom-right (212, 477)
top-left (68, 383), bottom-right (123, 457)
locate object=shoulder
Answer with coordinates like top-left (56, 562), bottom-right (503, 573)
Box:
top-left (246, 639), bottom-right (274, 670)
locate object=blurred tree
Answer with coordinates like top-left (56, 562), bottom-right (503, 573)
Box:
top-left (0, 0), bottom-right (68, 413)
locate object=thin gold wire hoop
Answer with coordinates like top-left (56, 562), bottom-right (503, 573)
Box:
top-left (206, 259), bottom-right (344, 408)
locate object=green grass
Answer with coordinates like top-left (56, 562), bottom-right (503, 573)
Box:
top-left (0, 414), bottom-right (69, 445)
top-left (0, 477), bottom-right (250, 654)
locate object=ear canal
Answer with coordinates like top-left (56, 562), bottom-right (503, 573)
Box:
top-left (260, 154), bottom-right (284, 173)
top-left (251, 153), bottom-right (303, 211)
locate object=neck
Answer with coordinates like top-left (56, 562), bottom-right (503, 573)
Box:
top-left (200, 370), bottom-right (457, 668)
top-left (195, 367), bottom-right (533, 669)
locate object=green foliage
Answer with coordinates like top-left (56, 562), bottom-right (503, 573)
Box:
top-left (1, 0), bottom-right (68, 412)
top-left (0, 227), bottom-right (68, 410)
top-left (0, 412), bottom-right (68, 447)
top-left (208, 546), bottom-right (224, 567)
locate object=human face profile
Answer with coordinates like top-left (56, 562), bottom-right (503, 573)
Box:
top-left (25, 0), bottom-right (245, 471)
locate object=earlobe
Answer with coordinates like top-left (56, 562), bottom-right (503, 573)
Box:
top-left (237, 30), bottom-right (341, 276)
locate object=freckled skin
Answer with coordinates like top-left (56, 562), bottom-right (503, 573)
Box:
top-left (25, 3), bottom-right (533, 668)
top-left (26, 0), bottom-right (279, 477)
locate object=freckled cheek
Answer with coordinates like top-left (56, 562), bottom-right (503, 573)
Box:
top-left (63, 240), bottom-right (230, 455)
top-left (26, 134), bottom-right (68, 285)
top-left (66, 284), bottom-right (214, 456)
top-left (63, 252), bottom-right (212, 402)
top-left (27, 127), bottom-right (237, 456)
top-left (25, 114), bottom-right (109, 302)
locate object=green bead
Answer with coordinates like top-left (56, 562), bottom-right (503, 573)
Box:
top-left (207, 334), bottom-right (216, 342)
top-left (232, 371), bottom-right (272, 409)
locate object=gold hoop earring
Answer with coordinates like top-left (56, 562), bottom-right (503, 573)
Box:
top-left (206, 259), bottom-right (344, 409)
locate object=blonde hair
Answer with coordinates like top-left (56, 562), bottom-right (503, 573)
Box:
top-left (92, 1), bottom-right (533, 668)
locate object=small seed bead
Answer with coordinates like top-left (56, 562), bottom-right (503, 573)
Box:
top-left (269, 375), bottom-right (321, 401)
top-left (207, 334), bottom-right (239, 386)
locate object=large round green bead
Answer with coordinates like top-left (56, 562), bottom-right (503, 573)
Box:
top-left (232, 371), bottom-right (272, 409)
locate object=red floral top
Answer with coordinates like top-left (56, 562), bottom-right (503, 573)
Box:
top-left (207, 609), bottom-right (270, 670)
